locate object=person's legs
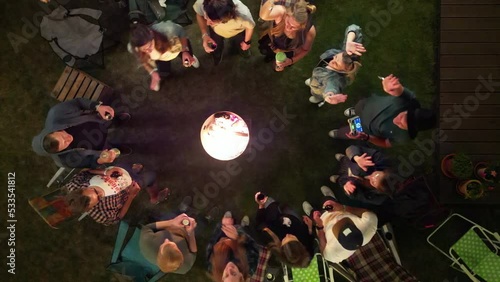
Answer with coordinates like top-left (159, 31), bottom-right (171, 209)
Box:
top-left (258, 34), bottom-right (274, 62)
top-left (156, 60), bottom-right (172, 78)
top-left (136, 170), bottom-right (170, 204)
top-left (209, 27), bottom-right (225, 65)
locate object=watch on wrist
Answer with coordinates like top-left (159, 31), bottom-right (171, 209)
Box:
top-left (316, 225), bottom-right (324, 230)
top-left (244, 40), bottom-right (251, 45)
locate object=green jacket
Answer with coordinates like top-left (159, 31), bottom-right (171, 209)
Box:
top-left (359, 88), bottom-right (419, 144)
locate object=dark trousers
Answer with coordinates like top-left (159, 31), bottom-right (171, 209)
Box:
top-left (208, 27), bottom-right (245, 63)
top-left (156, 39), bottom-right (194, 77)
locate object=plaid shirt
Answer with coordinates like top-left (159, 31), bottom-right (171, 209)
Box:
top-left (346, 233), bottom-right (418, 281)
top-left (64, 171), bottom-right (129, 226)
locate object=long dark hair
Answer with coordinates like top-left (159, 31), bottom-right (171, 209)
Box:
top-left (129, 24), bottom-right (172, 65)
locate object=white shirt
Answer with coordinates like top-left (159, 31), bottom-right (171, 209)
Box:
top-left (321, 210), bottom-right (378, 263)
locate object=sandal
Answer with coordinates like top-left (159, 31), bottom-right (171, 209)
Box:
top-left (344, 107), bottom-right (356, 117)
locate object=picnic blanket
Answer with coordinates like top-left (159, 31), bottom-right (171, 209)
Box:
top-left (250, 245), bottom-right (271, 282)
top-left (346, 233), bottom-right (418, 282)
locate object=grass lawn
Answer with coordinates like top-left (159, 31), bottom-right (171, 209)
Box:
top-left (0, 0), bottom-right (473, 281)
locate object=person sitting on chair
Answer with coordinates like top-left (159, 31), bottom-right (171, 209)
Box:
top-left (303, 186), bottom-right (378, 263)
top-left (129, 22), bottom-right (200, 92)
top-left (206, 211), bottom-right (260, 282)
top-left (306, 24), bottom-right (365, 105)
top-left (328, 74), bottom-right (437, 147)
top-left (139, 213), bottom-right (197, 274)
top-left (193, 0), bottom-right (255, 66)
top-left (258, 0), bottom-right (316, 71)
top-left (32, 98), bottom-right (131, 169)
top-left (331, 145), bottom-right (394, 206)
top-left (254, 192), bottom-right (314, 267)
top-left (63, 165), bottom-right (169, 225)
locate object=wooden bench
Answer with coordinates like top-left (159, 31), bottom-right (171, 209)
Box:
top-left (51, 66), bottom-right (113, 102)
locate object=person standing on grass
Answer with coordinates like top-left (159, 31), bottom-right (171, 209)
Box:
top-left (329, 74), bottom-right (437, 148)
top-left (193, 0), bottom-right (255, 66)
top-left (306, 24), bottom-right (365, 105)
top-left (129, 22), bottom-right (200, 92)
top-left (32, 98), bottom-right (131, 169)
top-left (258, 0), bottom-right (316, 71)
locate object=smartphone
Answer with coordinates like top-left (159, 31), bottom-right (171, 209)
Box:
top-left (347, 116), bottom-right (363, 134)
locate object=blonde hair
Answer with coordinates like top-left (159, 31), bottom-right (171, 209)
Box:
top-left (269, 0), bottom-right (316, 51)
top-left (157, 244), bottom-right (183, 273)
top-left (262, 228), bottom-right (311, 268)
top-left (156, 227), bottom-right (189, 273)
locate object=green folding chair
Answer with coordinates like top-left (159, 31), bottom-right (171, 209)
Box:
top-left (108, 221), bottom-right (166, 282)
top-left (427, 213), bottom-right (500, 281)
top-left (282, 253), bottom-right (335, 282)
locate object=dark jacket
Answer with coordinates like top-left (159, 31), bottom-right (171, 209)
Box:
top-left (338, 145), bottom-right (392, 205)
top-left (255, 202), bottom-right (315, 258)
top-left (32, 98), bottom-right (109, 168)
top-left (357, 88), bottom-right (419, 144)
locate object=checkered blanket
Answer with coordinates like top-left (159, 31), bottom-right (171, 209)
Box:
top-left (250, 245), bottom-right (271, 282)
top-left (346, 234), bottom-right (419, 282)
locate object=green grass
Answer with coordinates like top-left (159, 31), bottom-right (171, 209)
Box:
top-left (0, 0), bottom-right (473, 281)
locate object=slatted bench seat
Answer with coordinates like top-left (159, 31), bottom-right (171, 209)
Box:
top-left (51, 66), bottom-right (113, 102)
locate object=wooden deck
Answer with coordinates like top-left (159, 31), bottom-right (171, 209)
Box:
top-left (439, 0), bottom-right (500, 204)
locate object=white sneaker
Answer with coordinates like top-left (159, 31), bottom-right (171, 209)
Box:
top-left (191, 55), bottom-right (200, 68)
top-left (335, 153), bottom-right (346, 161)
top-left (302, 201), bottom-right (313, 216)
top-left (321, 186), bottom-right (336, 198)
top-left (344, 107), bottom-right (356, 117)
top-left (241, 215), bottom-right (250, 227)
top-left (309, 96), bottom-right (323, 104)
top-left (328, 129), bottom-right (339, 138)
top-left (330, 175), bottom-right (340, 183)
top-left (305, 78), bottom-right (311, 86)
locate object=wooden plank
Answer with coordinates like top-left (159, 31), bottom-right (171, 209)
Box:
top-left (440, 92), bottom-right (500, 104)
top-left (89, 84), bottom-right (104, 101)
top-left (441, 18), bottom-right (500, 30)
top-left (440, 55), bottom-right (500, 67)
top-left (66, 73), bottom-right (85, 101)
top-left (442, 0), bottom-right (500, 4)
top-left (57, 70), bottom-right (79, 101)
top-left (51, 66), bottom-right (73, 98)
top-left (75, 77), bottom-right (91, 99)
top-left (441, 130), bottom-right (500, 141)
top-left (440, 43), bottom-right (500, 54)
top-left (440, 117), bottom-right (500, 129)
top-left (440, 68), bottom-right (500, 80)
top-left (83, 80), bottom-right (98, 100)
top-left (439, 142), bottom-right (500, 155)
top-left (440, 80), bottom-right (483, 92)
top-left (441, 31), bottom-right (500, 43)
top-left (441, 105), bottom-right (500, 117)
top-left (441, 5), bottom-right (500, 17)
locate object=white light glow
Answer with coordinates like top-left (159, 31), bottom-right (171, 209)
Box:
top-left (200, 112), bottom-right (250, 161)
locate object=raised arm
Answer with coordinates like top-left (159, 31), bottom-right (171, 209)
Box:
top-left (259, 1), bottom-right (286, 21)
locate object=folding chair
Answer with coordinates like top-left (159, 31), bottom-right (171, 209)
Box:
top-left (281, 253), bottom-right (335, 281)
top-left (329, 223), bottom-right (418, 282)
top-left (108, 221), bottom-right (166, 282)
top-left (427, 213), bottom-right (500, 281)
